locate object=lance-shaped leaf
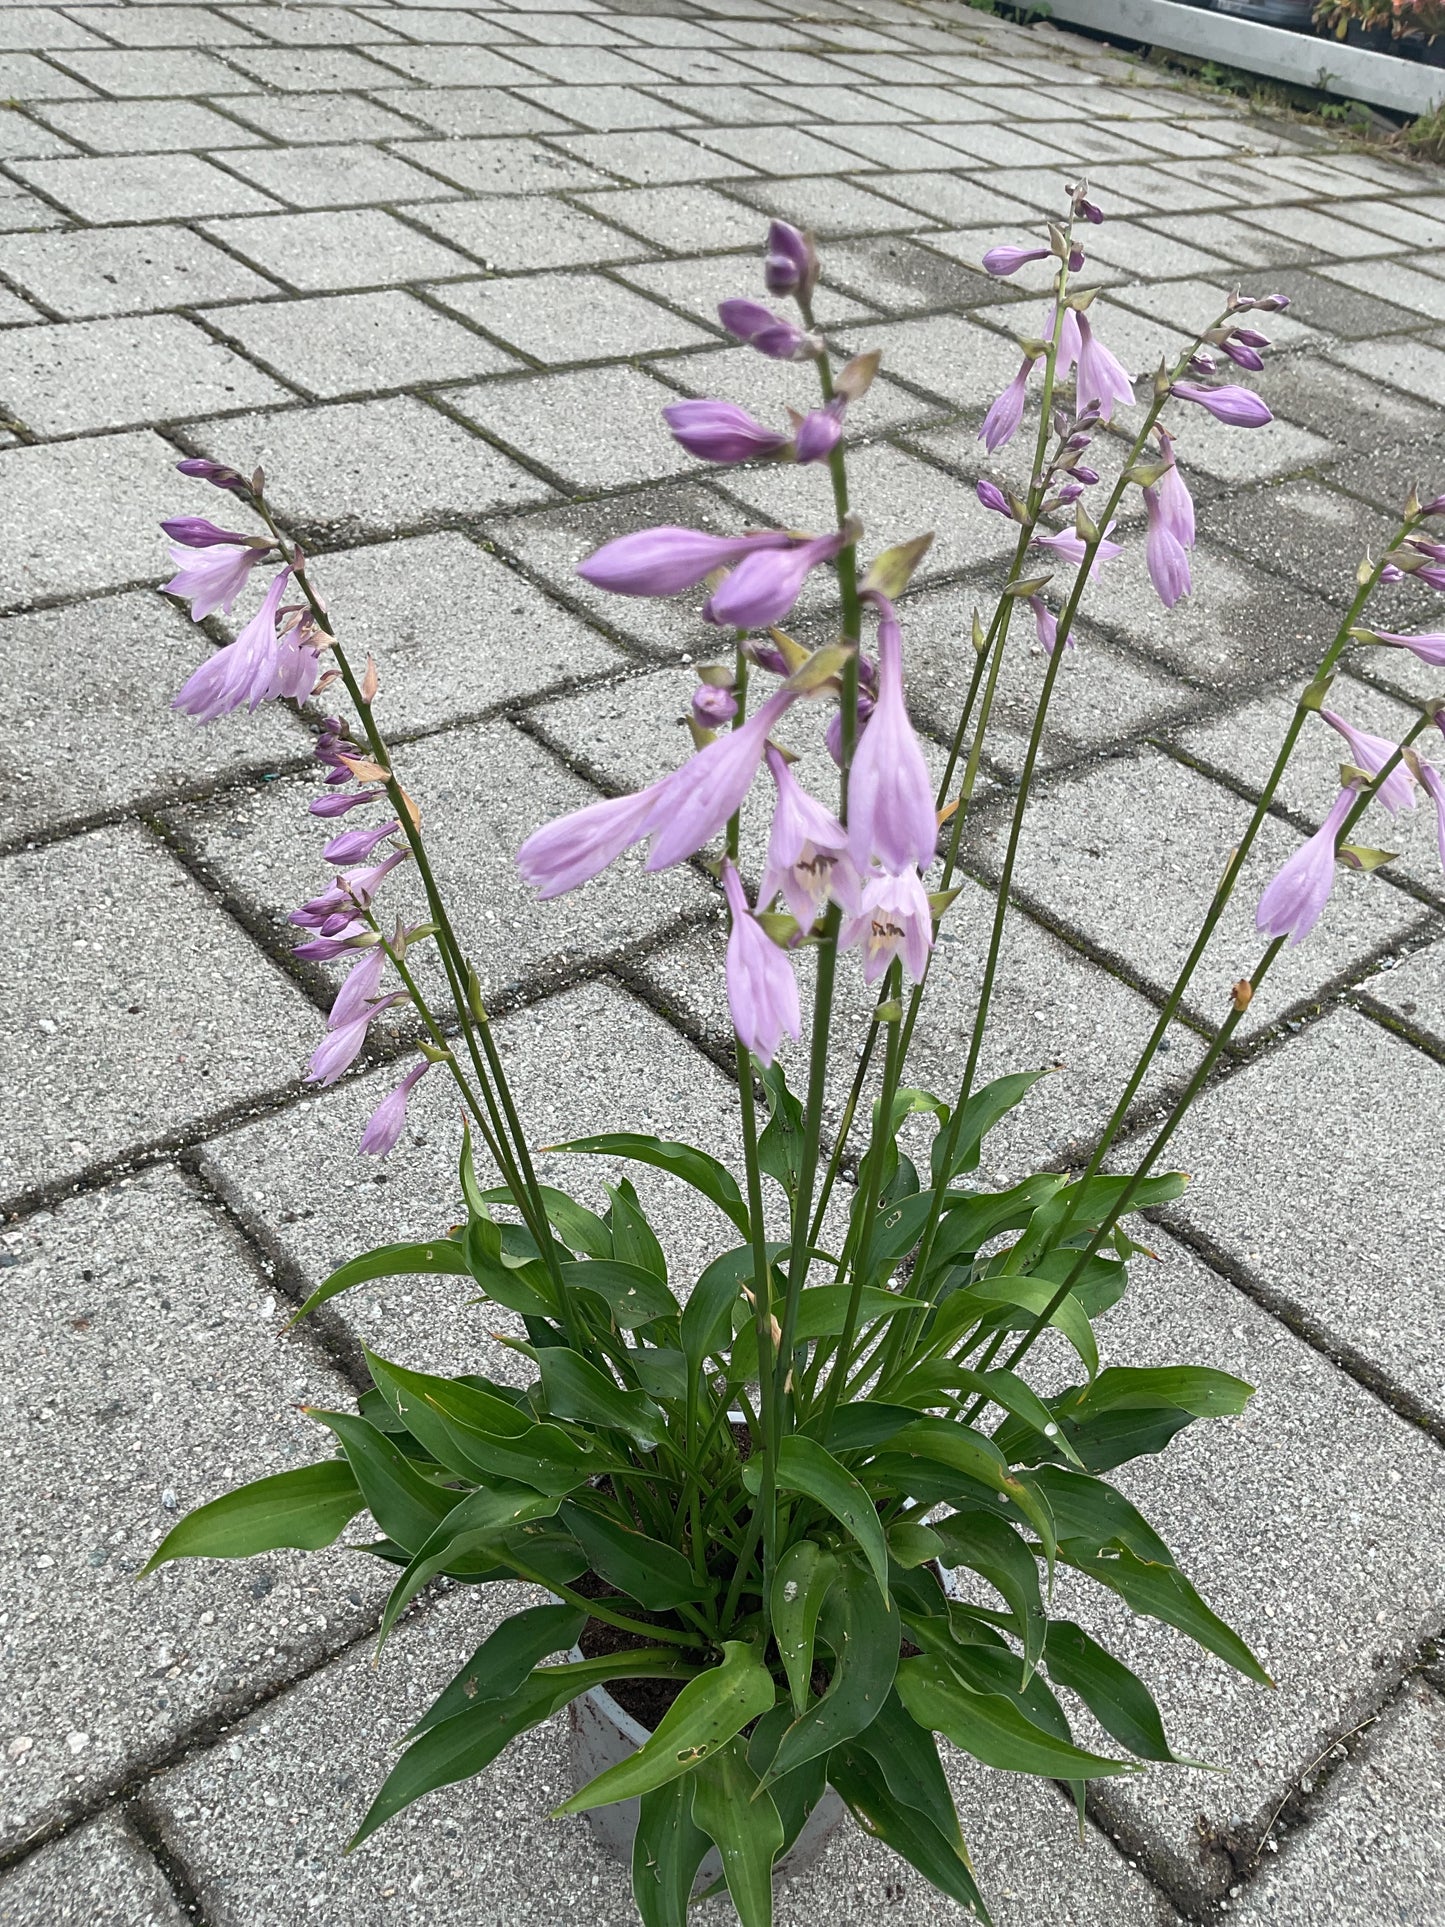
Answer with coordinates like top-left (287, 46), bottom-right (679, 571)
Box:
top-left (408, 1602), bottom-right (587, 1739)
top-left (929, 1365), bottom-right (1085, 1469)
top-left (307, 1410), bottom-right (456, 1553)
top-left (561, 1259), bottom-right (678, 1330)
top-left (290, 1237), bottom-right (469, 1325)
top-left (606, 1179), bottom-right (668, 1283)
top-left (477, 1181), bottom-right (612, 1261)
top-left (756, 1059), bottom-right (805, 1203)
top-left (1064, 1543), bottom-right (1270, 1685)
top-left (853, 1690), bottom-right (965, 1852)
top-left (930, 1069), bottom-right (1051, 1186)
top-left (690, 1738), bottom-right (785, 1927)
top-left (632, 1774), bottom-right (711, 1927)
top-left (556, 1642), bottom-right (775, 1815)
top-left (1025, 1466), bottom-right (1174, 1564)
top-left (365, 1352), bottom-right (606, 1494)
top-left (536, 1350), bottom-right (667, 1450)
top-left (757, 1558), bottom-right (897, 1786)
top-left (560, 1502), bottom-right (714, 1612)
top-left (542, 1133), bottom-right (749, 1237)
top-left (681, 1245), bottom-right (783, 1373)
top-left (770, 1541), bottom-right (838, 1715)
top-left (887, 1521), bottom-right (943, 1570)
top-left (728, 1285), bottom-right (921, 1381)
top-left (930, 1509), bottom-right (1047, 1684)
top-left (1043, 1620), bottom-right (1199, 1765)
top-left (811, 1399), bottom-right (922, 1454)
top-left (143, 1460), bottom-right (362, 1572)
top-left (379, 1485), bottom-right (562, 1641)
top-left (773, 1437), bottom-right (889, 1601)
top-left (353, 1649), bottom-right (698, 1848)
top-left (950, 1272), bottom-right (1100, 1379)
top-left (896, 1655), bottom-right (1136, 1778)
top-left (830, 1742), bottom-right (989, 1921)
top-left (745, 1706), bottom-right (828, 1857)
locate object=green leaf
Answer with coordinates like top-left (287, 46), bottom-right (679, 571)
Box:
top-left (629, 1347), bottom-right (689, 1402)
top-left (379, 1485), bottom-right (562, 1641)
top-left (561, 1259), bottom-right (678, 1329)
top-left (142, 1460), bottom-right (362, 1573)
top-left (745, 1707), bottom-right (828, 1857)
top-left (896, 1655), bottom-right (1136, 1778)
top-left (365, 1352), bottom-right (605, 1495)
top-left (560, 1502), bottom-right (713, 1612)
top-left (728, 1285), bottom-right (921, 1381)
top-left (607, 1179), bottom-right (668, 1283)
top-left (931, 1070), bottom-right (1050, 1185)
top-left (536, 1350), bottom-right (667, 1450)
top-left (811, 1399), bottom-right (923, 1454)
top-left (690, 1738), bottom-right (785, 1927)
top-left (680, 1245), bottom-right (770, 1373)
top-left (774, 1437), bottom-right (889, 1602)
top-left (408, 1603), bottom-right (586, 1739)
top-left (556, 1642), bottom-right (776, 1815)
top-left (758, 1559), bottom-right (898, 1786)
top-left (770, 1542), bottom-right (838, 1715)
top-left (290, 1237), bottom-right (470, 1325)
top-left (353, 1649), bottom-right (698, 1848)
top-left (1043, 1620), bottom-right (1195, 1765)
top-left (1064, 1544), bottom-right (1270, 1685)
top-left (887, 1521), bottom-right (944, 1570)
top-left (1025, 1467), bottom-right (1174, 1564)
top-left (852, 1690), bottom-right (966, 1854)
top-left (756, 1059), bottom-right (805, 1204)
top-left (960, 1270), bottom-right (1100, 1379)
top-left (308, 1410), bottom-right (456, 1553)
top-left (545, 1133), bottom-right (749, 1237)
top-left (929, 1509), bottom-right (1047, 1684)
top-left (1069, 1364), bottom-right (1254, 1419)
top-left (478, 1182), bottom-right (612, 1261)
top-left (830, 1744), bottom-right (989, 1922)
top-left (933, 1366), bottom-right (1085, 1469)
top-left (633, 1775), bottom-right (711, 1927)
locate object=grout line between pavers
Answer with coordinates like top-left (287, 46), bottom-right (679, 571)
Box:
top-left (123, 1799), bottom-right (219, 1927)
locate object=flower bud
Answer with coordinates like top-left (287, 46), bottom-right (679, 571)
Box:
top-left (763, 220), bottom-right (817, 304)
top-left (175, 457), bottom-right (248, 493)
top-left (692, 684), bottom-right (739, 729)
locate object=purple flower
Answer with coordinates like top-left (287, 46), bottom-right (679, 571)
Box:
top-left (758, 743), bottom-right (856, 925)
top-left (291, 847), bottom-right (410, 928)
top-left (1220, 340), bottom-right (1264, 372)
top-left (305, 992), bottom-right (407, 1089)
top-left (646, 688), bottom-right (796, 871)
top-left (979, 357), bottom-right (1033, 453)
top-left (1172, 382), bottom-right (1274, 428)
top-left (1365, 630), bottom-right (1445, 669)
top-left (172, 567), bottom-right (313, 721)
top-left (293, 924), bottom-right (370, 962)
top-left (164, 541), bottom-right (270, 622)
top-left (329, 942), bottom-right (387, 1031)
top-left (702, 529), bottom-right (845, 631)
top-left (795, 401), bottom-right (845, 465)
top-left (162, 516), bottom-right (257, 550)
top-left (1255, 787), bottom-right (1355, 947)
top-left (1027, 594), bottom-right (1064, 656)
top-left (717, 297), bottom-right (817, 361)
top-left (360, 1059), bottom-right (430, 1157)
top-left (839, 866), bottom-right (933, 986)
top-left (1032, 525), bottom-right (1123, 582)
top-left (692, 684), bottom-right (739, 730)
top-left (826, 692), bottom-right (874, 768)
top-left (1048, 304), bottom-right (1083, 374)
top-left (721, 859), bottom-right (800, 1067)
top-left (982, 243), bottom-right (1050, 277)
top-left (516, 785), bottom-right (661, 901)
top-left (976, 479), bottom-right (1012, 519)
top-left (175, 457), bottom-right (247, 493)
top-left (578, 526), bottom-right (795, 599)
top-left (1074, 313), bottom-right (1135, 421)
top-left (1420, 761), bottom-right (1445, 873)
top-left (764, 220), bottom-right (817, 302)
top-left (1319, 711), bottom-right (1417, 817)
top-left (309, 789), bottom-right (385, 820)
top-left (663, 400), bottom-right (790, 465)
top-left (1143, 432), bottom-right (1194, 610)
top-left (847, 599), bottom-right (937, 877)
top-left (323, 817), bottom-right (401, 866)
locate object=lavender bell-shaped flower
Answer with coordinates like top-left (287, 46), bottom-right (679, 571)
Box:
top-left (646, 688), bottom-right (797, 870)
top-left (702, 529), bottom-right (846, 631)
top-left (692, 684), bottom-right (739, 730)
top-left (840, 866), bottom-right (934, 986)
top-left (172, 566), bottom-right (306, 722)
top-left (1027, 594), bottom-right (1063, 656)
top-left (847, 599), bottom-right (937, 877)
top-left (980, 356), bottom-right (1034, 454)
top-left (360, 1059), bottom-right (431, 1157)
top-left (578, 526), bottom-right (796, 598)
top-left (162, 516), bottom-right (257, 550)
top-left (721, 859), bottom-right (800, 1067)
top-left (717, 297), bottom-right (817, 362)
top-left (164, 536), bottom-right (270, 622)
top-left (1143, 430), bottom-right (1194, 610)
top-left (1074, 312), bottom-right (1135, 421)
top-left (1171, 382), bottom-right (1273, 428)
top-left (763, 220), bottom-right (818, 304)
top-left (175, 457), bottom-right (247, 493)
top-left (516, 785), bottom-right (662, 901)
top-left (982, 243), bottom-right (1051, 277)
top-left (758, 743), bottom-right (856, 924)
top-left (1032, 525), bottom-right (1123, 582)
top-left (1362, 629), bottom-right (1445, 669)
top-left (323, 816), bottom-right (402, 866)
top-left (306, 992), bottom-right (408, 1088)
top-left (1420, 761), bottom-right (1445, 871)
top-left (1320, 711), bottom-right (1417, 816)
top-left (794, 400), bottom-right (845, 465)
top-left (663, 400), bottom-right (791, 465)
top-left (977, 479), bottom-right (1012, 518)
top-left (328, 942), bottom-right (387, 1031)
top-left (1255, 786), bottom-right (1355, 946)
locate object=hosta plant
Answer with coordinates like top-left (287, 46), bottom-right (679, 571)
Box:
top-left (146, 187), bottom-right (1444, 1924)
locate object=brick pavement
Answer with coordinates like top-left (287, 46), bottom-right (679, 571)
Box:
top-left (2, 1), bottom-right (1444, 1922)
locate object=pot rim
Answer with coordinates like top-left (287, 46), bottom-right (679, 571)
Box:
top-left (568, 1642), bottom-right (658, 1746)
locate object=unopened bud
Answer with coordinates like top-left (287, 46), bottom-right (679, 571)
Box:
top-left (361, 655), bottom-right (379, 704)
top-left (1231, 979), bottom-right (1253, 1012)
top-left (835, 348), bottom-right (881, 401)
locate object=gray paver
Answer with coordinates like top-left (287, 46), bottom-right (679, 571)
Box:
top-left (400, 192), bottom-right (650, 272)
top-left (1163, 1009), bottom-right (1445, 1414)
top-left (29, 96), bottom-right (268, 153)
top-left (0, 51), bottom-right (97, 99)
top-left (0, 1813), bottom-right (185, 1927)
top-left (201, 207), bottom-right (473, 293)
top-left (428, 270), bottom-right (710, 363)
top-left (220, 91), bottom-right (430, 144)
top-left (182, 395), bottom-right (551, 535)
top-left (450, 362), bottom-right (695, 489)
top-left (204, 290), bottom-right (516, 398)
top-left (2, 430), bottom-right (190, 608)
top-left (618, 251), bottom-right (875, 329)
top-left (217, 45), bottom-right (405, 91)
top-left (47, 48), bottom-right (242, 95)
top-left (1357, 935), bottom-right (1445, 1054)
top-left (387, 135), bottom-right (609, 196)
top-left (0, 314), bottom-right (288, 437)
top-left (661, 339), bottom-right (934, 435)
top-left (0, 223), bottom-right (278, 318)
top-left (0, 11), bottom-right (107, 53)
top-left (0, 828), bottom-right (314, 1198)
top-left (0, 1170), bottom-right (378, 1852)
top-left (571, 181), bottom-right (776, 252)
top-left (374, 88), bottom-right (572, 138)
top-left (733, 172), bottom-right (929, 235)
top-left (0, 589), bottom-right (307, 843)
top-left (11, 152), bottom-right (279, 223)
top-left (215, 140), bottom-right (454, 210)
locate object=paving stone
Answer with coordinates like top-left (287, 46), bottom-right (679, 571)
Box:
top-left (428, 269), bottom-right (710, 364)
top-left (1060, 1231), bottom-right (1445, 1908)
top-left (204, 208), bottom-right (473, 293)
top-left (1154, 210), bottom-right (1315, 271)
top-left (968, 748), bottom-right (1425, 1041)
top-left (1229, 1683), bottom-right (1445, 1926)
top-left (506, 82), bottom-right (697, 130)
top-left (1202, 478), bottom-right (1411, 617)
top-left (1163, 1008), bottom-right (1445, 1413)
top-left (12, 152), bottom-right (278, 223)
top-left (571, 181), bottom-right (770, 253)
top-left (1236, 201), bottom-right (1404, 263)
top-left (183, 395), bottom-right (550, 537)
top-left (0, 108), bottom-right (77, 162)
top-left (0, 10), bottom-right (107, 52)
top-left (840, 169), bottom-right (1034, 231)
top-left (0, 1170), bottom-right (379, 1851)
top-left (450, 362), bottom-right (694, 489)
top-left (659, 337), bottom-right (932, 434)
top-left (368, 90), bottom-right (566, 142)
top-left (0, 289), bottom-right (40, 325)
top-left (1078, 220), bottom-right (1233, 281)
top-left (1357, 932), bottom-right (1445, 1054)
top-left (227, 5), bottom-right (404, 45)
top-left (0, 1813), bottom-right (186, 1927)
top-left (1325, 254), bottom-right (1445, 324)
top-left (547, 126), bottom-right (747, 185)
top-left (504, 44), bottom-right (663, 85)
top-left (636, 83), bottom-right (800, 128)
top-left (508, 10), bottom-right (643, 46)
top-left (30, 95), bottom-right (266, 153)
top-left (0, 829), bottom-right (314, 1199)
top-left (684, 122), bottom-right (861, 177)
top-left (0, 224), bottom-right (277, 318)
top-left (817, 121), bottom-right (987, 171)
top-left (1281, 266), bottom-right (1431, 342)
top-left (54, 5), bottom-right (265, 47)
top-left (820, 232), bottom-right (996, 313)
top-left (2, 430), bottom-right (192, 609)
top-left (216, 140), bottom-right (454, 210)
top-left (617, 251), bottom-right (875, 330)
top-left (1259, 354), bottom-right (1445, 465)
top-left (733, 172), bottom-right (927, 236)
top-left (386, 135), bottom-right (609, 196)
top-left (48, 47), bottom-right (243, 95)
top-left (204, 290), bottom-right (516, 399)
top-left (220, 91), bottom-right (431, 145)
top-left (836, 309), bottom-right (1026, 412)
top-left (401, 192), bottom-right (649, 272)
top-left (1343, 197), bottom-right (1445, 250)
top-left (0, 313), bottom-right (288, 436)
top-left (266, 530), bottom-right (620, 732)
top-left (0, 589), bottom-right (307, 844)
top-left (218, 45), bottom-right (406, 90)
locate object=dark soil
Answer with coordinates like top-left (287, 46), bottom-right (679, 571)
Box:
top-left (573, 1571), bottom-right (690, 1729)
